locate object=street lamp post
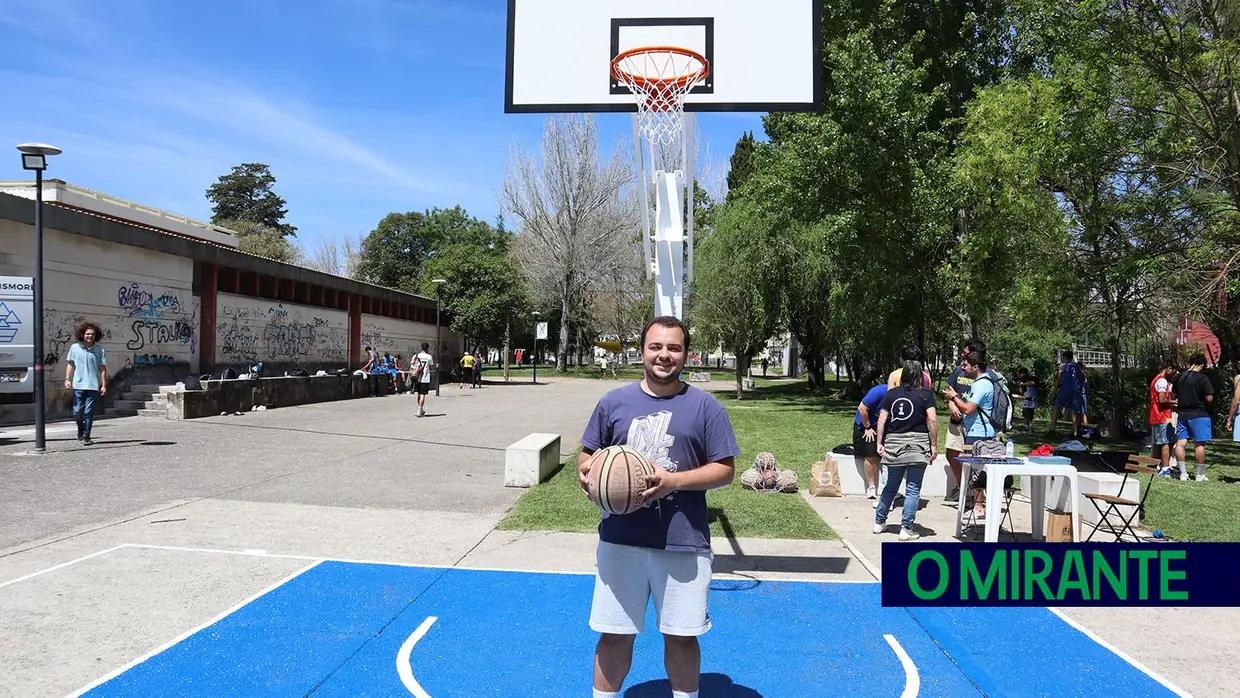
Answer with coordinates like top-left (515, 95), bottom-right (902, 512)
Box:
top-left (532, 311), bottom-right (540, 385)
top-left (432, 279), bottom-right (447, 396)
top-left (17, 143), bottom-right (62, 454)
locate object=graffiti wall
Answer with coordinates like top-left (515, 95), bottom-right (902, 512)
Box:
top-left (215, 293), bottom-right (348, 373)
top-left (360, 314), bottom-right (464, 372)
top-left (0, 221), bottom-right (199, 421)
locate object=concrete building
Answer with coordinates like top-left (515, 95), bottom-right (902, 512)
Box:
top-left (0, 186), bottom-right (463, 425)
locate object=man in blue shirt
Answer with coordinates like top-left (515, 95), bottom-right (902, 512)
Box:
top-left (63, 322), bottom-right (108, 445)
top-left (943, 338), bottom-right (994, 503)
top-left (944, 350), bottom-right (1002, 518)
top-left (577, 316), bottom-right (740, 698)
top-left (854, 382), bottom-right (888, 499)
top-left (1051, 349), bottom-right (1085, 438)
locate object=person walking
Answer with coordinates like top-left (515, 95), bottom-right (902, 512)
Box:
top-left (63, 322), bottom-right (107, 445)
top-left (874, 359), bottom-right (938, 541)
top-left (1172, 353), bottom-right (1214, 481)
top-left (853, 380), bottom-right (888, 500)
top-left (412, 342), bottom-right (434, 417)
top-left (1050, 349), bottom-right (1085, 437)
top-left (577, 316), bottom-right (740, 698)
top-left (460, 350), bottom-right (476, 389)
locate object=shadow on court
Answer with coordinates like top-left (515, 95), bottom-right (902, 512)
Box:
top-left (626, 673), bottom-right (763, 697)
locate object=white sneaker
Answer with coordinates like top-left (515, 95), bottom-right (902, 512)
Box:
top-left (866, 486), bottom-right (877, 499)
top-left (899, 528), bottom-right (920, 541)
top-left (1180, 471), bottom-right (1189, 481)
top-left (873, 523), bottom-right (885, 534)
top-left (1197, 471), bottom-right (1208, 482)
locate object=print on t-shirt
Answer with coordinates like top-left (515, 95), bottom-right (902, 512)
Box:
top-left (627, 411), bottom-right (677, 471)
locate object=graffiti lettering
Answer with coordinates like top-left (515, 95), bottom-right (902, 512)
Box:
top-left (312, 317), bottom-right (330, 327)
top-left (267, 305), bottom-right (289, 318)
top-left (127, 319), bottom-right (194, 351)
top-left (118, 283), bottom-right (182, 318)
top-left (220, 323), bottom-right (258, 362)
top-left (134, 353), bottom-right (175, 366)
top-left (264, 323), bottom-right (315, 359)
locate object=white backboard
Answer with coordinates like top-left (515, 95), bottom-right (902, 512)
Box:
top-left (505, 0), bottom-right (821, 113)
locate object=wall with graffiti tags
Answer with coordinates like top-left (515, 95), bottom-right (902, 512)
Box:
top-left (360, 314), bottom-right (464, 375)
top-left (0, 221), bottom-right (198, 421)
top-left (215, 293), bottom-right (348, 373)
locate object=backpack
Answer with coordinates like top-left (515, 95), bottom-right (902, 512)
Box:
top-left (412, 357), bottom-right (426, 380)
top-left (976, 373), bottom-right (1014, 434)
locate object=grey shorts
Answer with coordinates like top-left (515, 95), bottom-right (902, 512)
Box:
top-left (589, 541), bottom-right (713, 637)
top-left (1150, 423), bottom-right (1174, 446)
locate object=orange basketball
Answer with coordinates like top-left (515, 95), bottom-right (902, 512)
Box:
top-left (586, 445), bottom-right (657, 515)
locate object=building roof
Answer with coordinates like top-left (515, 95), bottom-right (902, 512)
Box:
top-left (0, 190), bottom-right (436, 308)
top-left (0, 179), bottom-right (240, 248)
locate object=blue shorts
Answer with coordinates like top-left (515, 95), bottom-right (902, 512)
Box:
top-left (1055, 390), bottom-right (1082, 412)
top-left (1150, 423), bottom-right (1174, 446)
top-left (1176, 417), bottom-right (1212, 443)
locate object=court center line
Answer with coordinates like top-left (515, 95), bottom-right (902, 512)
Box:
top-left (121, 543), bottom-right (878, 583)
top-left (1048, 607), bottom-right (1193, 698)
top-left (883, 634), bottom-right (920, 698)
top-left (396, 616), bottom-right (438, 698)
top-left (0, 545), bottom-right (130, 589)
top-left (65, 559), bottom-right (324, 698)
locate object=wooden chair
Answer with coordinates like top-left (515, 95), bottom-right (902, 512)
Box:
top-left (1083, 455), bottom-right (1160, 542)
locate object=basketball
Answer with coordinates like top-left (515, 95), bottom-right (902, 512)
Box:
top-left (586, 445), bottom-right (657, 515)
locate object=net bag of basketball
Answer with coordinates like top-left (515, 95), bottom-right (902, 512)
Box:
top-left (611, 46), bottom-right (710, 146)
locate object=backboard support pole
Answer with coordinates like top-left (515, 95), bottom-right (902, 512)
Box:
top-left (633, 114), bottom-right (654, 281)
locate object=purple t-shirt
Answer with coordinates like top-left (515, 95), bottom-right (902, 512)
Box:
top-left (581, 382), bottom-right (741, 553)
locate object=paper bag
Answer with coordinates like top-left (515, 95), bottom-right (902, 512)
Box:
top-left (1045, 510), bottom-right (1081, 542)
top-left (809, 460), bottom-right (842, 497)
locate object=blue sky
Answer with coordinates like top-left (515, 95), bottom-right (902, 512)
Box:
top-left (0, 0), bottom-right (764, 254)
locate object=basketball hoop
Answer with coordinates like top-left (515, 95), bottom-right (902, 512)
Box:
top-left (611, 46), bottom-right (710, 146)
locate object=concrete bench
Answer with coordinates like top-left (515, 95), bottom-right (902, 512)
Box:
top-left (826, 451), bottom-right (954, 497)
top-left (505, 433), bottom-right (562, 488)
top-left (688, 372), bottom-right (711, 382)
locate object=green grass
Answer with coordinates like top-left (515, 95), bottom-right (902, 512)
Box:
top-left (500, 376), bottom-right (1240, 543)
top-left (500, 378), bottom-right (837, 541)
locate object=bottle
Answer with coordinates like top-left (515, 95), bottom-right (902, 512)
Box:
top-left (1005, 439), bottom-right (1015, 458)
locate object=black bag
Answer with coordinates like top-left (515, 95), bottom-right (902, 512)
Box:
top-left (183, 374), bottom-right (203, 390)
top-left (286, 368), bottom-right (308, 377)
top-left (221, 367), bottom-right (238, 380)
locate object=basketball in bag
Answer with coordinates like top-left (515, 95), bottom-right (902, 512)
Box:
top-left (586, 445), bottom-right (658, 515)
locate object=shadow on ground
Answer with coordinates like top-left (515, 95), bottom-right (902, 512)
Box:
top-left (626, 674), bottom-right (762, 697)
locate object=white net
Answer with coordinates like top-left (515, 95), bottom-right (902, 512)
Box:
top-left (612, 48), bottom-right (709, 147)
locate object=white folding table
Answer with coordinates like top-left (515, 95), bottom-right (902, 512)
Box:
top-left (954, 457), bottom-right (1081, 542)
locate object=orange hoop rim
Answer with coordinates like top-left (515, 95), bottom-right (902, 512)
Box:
top-left (610, 45), bottom-right (710, 91)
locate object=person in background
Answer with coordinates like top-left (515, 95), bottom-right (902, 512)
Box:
top-left (63, 322), bottom-right (108, 445)
top-left (363, 345), bottom-right (380, 397)
top-left (1148, 360), bottom-right (1180, 476)
top-left (943, 350), bottom-right (999, 519)
top-left (1228, 364), bottom-right (1240, 443)
top-left (413, 342), bottom-right (434, 417)
top-left (1050, 349), bottom-right (1085, 437)
top-left (460, 349), bottom-right (477, 389)
top-left (887, 343), bottom-right (932, 389)
top-left (473, 347), bottom-right (484, 387)
top-left (943, 337), bottom-right (992, 504)
top-left (853, 380), bottom-right (889, 500)
top-left (874, 359), bottom-right (939, 541)
top-left (1172, 353), bottom-right (1214, 481)
top-left (1012, 368), bottom-right (1038, 432)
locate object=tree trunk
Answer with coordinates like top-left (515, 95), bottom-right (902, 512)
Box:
top-left (1109, 312), bottom-right (1125, 439)
top-left (734, 352), bottom-right (749, 400)
top-left (558, 287), bottom-right (570, 371)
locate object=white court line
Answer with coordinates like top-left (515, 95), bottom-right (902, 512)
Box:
top-left (65, 559), bottom-right (324, 698)
top-left (396, 616), bottom-right (438, 698)
top-left (883, 634), bottom-right (920, 697)
top-left (0, 545), bottom-right (130, 589)
top-left (124, 543), bottom-right (877, 583)
top-left (1048, 608), bottom-right (1193, 697)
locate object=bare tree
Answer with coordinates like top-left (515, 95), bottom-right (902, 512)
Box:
top-left (502, 114), bottom-right (637, 371)
top-left (305, 233), bottom-right (364, 279)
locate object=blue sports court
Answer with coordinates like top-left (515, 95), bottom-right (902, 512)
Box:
top-left (76, 559), bottom-right (1182, 697)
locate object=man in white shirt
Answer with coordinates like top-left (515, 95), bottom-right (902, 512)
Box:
top-left (412, 341), bottom-right (434, 417)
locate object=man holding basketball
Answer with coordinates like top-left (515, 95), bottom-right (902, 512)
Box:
top-left (577, 316), bottom-right (740, 698)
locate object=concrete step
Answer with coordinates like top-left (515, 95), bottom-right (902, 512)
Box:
top-left (106, 408), bottom-right (139, 418)
top-left (129, 384), bottom-right (166, 393)
top-left (137, 408), bottom-right (168, 418)
top-left (121, 390), bottom-right (167, 402)
top-left (114, 399), bottom-right (166, 410)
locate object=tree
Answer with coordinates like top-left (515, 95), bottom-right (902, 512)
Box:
top-left (306, 234), bottom-right (363, 278)
top-left (691, 199), bottom-right (779, 399)
top-left (355, 207), bottom-right (498, 293)
top-left (219, 219), bottom-right (304, 265)
top-left (206, 163), bottom-right (296, 236)
top-left (502, 114), bottom-right (636, 372)
top-left (725, 131), bottom-right (759, 202)
top-left (422, 244), bottom-right (530, 349)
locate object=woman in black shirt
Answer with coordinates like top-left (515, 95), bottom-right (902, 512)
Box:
top-left (874, 359), bottom-right (939, 541)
